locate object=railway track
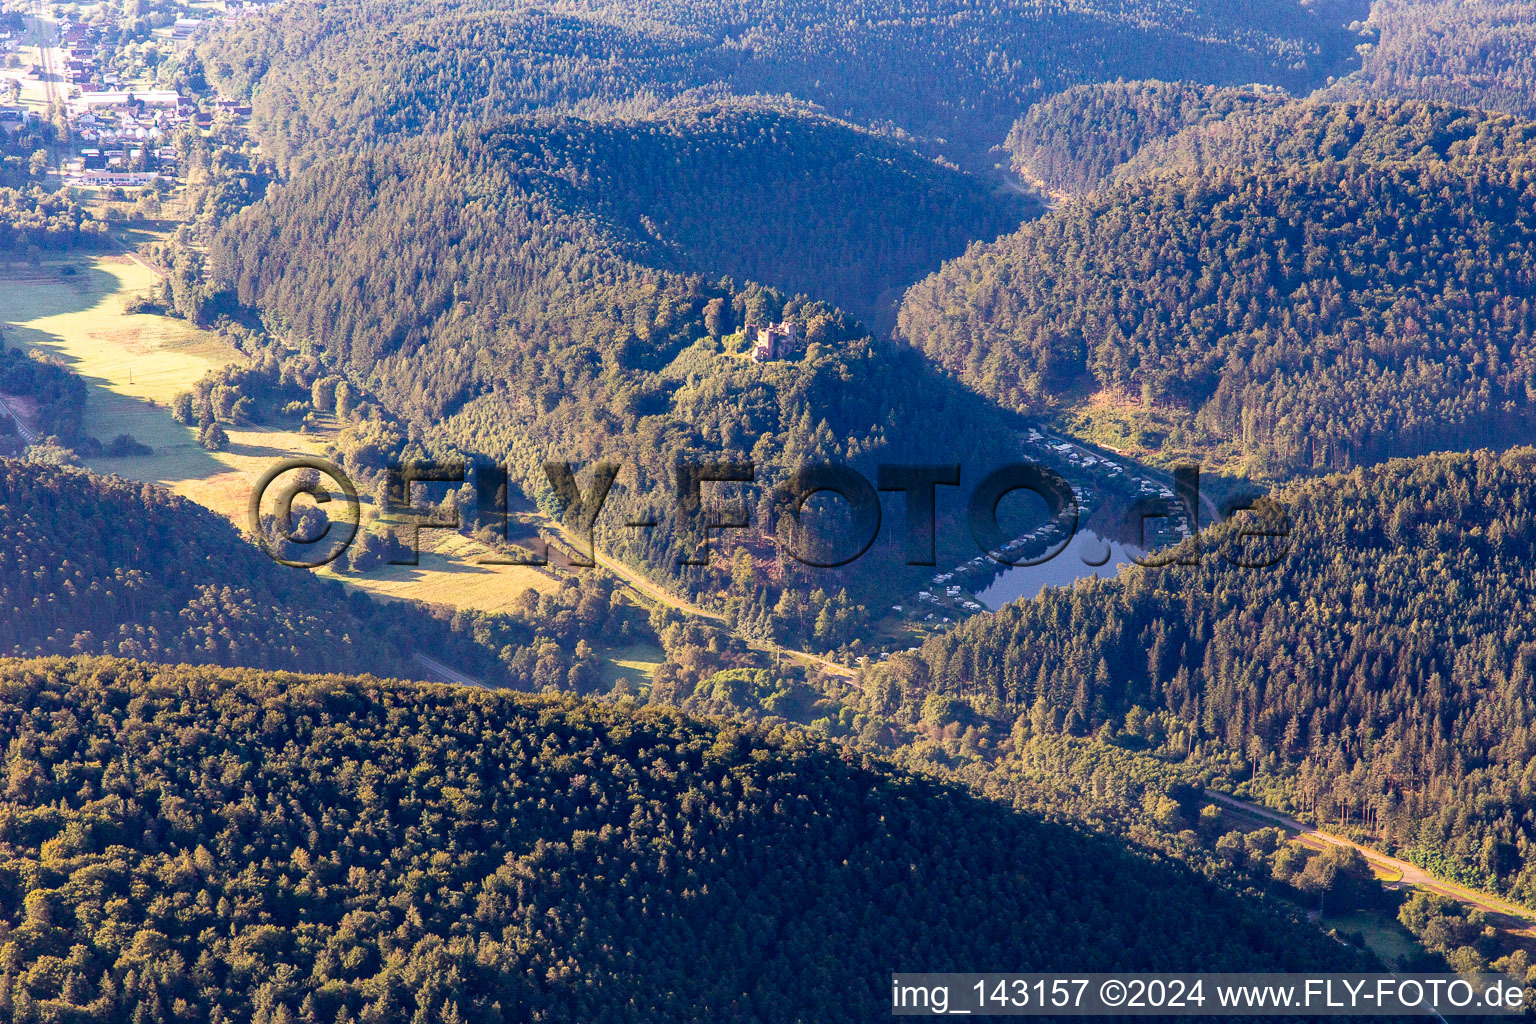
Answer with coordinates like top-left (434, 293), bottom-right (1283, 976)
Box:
top-left (29, 1), bottom-right (63, 110)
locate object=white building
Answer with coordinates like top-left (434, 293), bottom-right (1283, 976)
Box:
top-left (70, 90), bottom-right (180, 113)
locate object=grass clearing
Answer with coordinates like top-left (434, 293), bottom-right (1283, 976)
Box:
top-left (595, 640), bottom-right (665, 687)
top-left (3, 250), bottom-right (653, 677)
top-left (319, 531), bottom-right (565, 612)
top-left (1318, 910), bottom-right (1423, 969)
top-left (1, 254), bottom-right (348, 519)
top-left (4, 253), bottom-right (238, 454)
top-left (1369, 861), bottom-right (1404, 884)
top-left (1054, 388), bottom-right (1247, 478)
top-left (2, 255), bottom-right (574, 605)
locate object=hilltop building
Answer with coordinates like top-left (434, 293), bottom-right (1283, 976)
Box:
top-left (748, 318), bottom-right (803, 363)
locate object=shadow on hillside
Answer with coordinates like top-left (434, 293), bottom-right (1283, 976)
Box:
top-left (225, 438), bottom-right (299, 460)
top-left (1, 256), bottom-right (229, 483)
top-left (1, 259), bottom-right (118, 318)
top-left (355, 547), bottom-right (515, 584)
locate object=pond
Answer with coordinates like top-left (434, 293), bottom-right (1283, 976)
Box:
top-left (977, 529), bottom-right (1143, 610)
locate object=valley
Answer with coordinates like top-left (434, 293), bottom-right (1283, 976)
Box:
top-left (0, 249), bottom-right (603, 655)
top-left (7, 0), bottom-right (1536, 1015)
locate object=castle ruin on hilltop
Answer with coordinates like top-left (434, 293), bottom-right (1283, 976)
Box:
top-left (747, 318), bottom-right (804, 363)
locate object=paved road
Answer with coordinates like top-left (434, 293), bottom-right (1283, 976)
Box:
top-left (1206, 790), bottom-right (1536, 928)
top-left (114, 243), bottom-right (168, 280)
top-left (589, 541), bottom-right (858, 679)
top-left (0, 394), bottom-right (38, 444)
top-left (412, 652), bottom-right (483, 688)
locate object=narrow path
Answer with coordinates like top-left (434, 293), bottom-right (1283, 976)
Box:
top-left (591, 542), bottom-right (857, 680)
top-left (111, 240), bottom-right (167, 280)
top-left (587, 543), bottom-right (724, 623)
top-left (1206, 789), bottom-right (1536, 928)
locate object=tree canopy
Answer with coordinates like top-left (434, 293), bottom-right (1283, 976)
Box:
top-left (899, 99), bottom-right (1536, 474)
top-left (914, 448), bottom-right (1536, 901)
top-left (0, 655), bottom-right (1372, 1022)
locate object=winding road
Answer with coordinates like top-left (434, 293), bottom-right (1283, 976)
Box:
top-left (587, 539), bottom-right (858, 679)
top-left (539, 520), bottom-right (856, 679)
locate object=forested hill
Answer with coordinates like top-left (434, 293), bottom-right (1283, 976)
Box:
top-left (914, 447), bottom-right (1536, 902)
top-left (208, 97), bottom-right (1028, 358)
top-left (197, 0), bottom-right (1368, 171)
top-left (897, 99), bottom-right (1536, 475)
top-left (1327, 0), bottom-right (1536, 117)
top-left (1012, 87), bottom-right (1536, 198)
top-left (0, 656), bottom-right (1373, 1021)
top-left (186, 0), bottom-right (1378, 627)
top-left (1004, 80), bottom-right (1286, 195)
top-left (468, 104), bottom-right (1030, 330)
top-left (1115, 98), bottom-right (1536, 183)
top-left (208, 111), bottom-right (1028, 619)
top-left (0, 459), bottom-right (514, 680)
top-left (208, 108), bottom-right (1020, 441)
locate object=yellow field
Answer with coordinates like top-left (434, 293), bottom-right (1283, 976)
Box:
top-left (3, 252), bottom-right (580, 618)
top-left (3, 255), bottom-right (244, 470)
top-left (318, 531), bottom-right (566, 609)
top-left (1, 255), bottom-right (350, 522)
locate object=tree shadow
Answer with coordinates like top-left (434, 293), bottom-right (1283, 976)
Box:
top-left (0, 257), bottom-right (122, 320)
top-left (1, 255), bottom-right (230, 483)
top-left (224, 438), bottom-right (299, 460)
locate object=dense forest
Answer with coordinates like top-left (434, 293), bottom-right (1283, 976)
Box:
top-left (14, 0), bottom-right (1536, 1003)
top-left (0, 112), bottom-right (57, 192)
top-left (1113, 96), bottom-right (1536, 183)
top-left (1004, 83), bottom-right (1536, 198)
top-left (0, 656), bottom-right (1374, 1022)
top-left (1005, 80), bottom-right (1285, 195)
top-left (204, 106), bottom-right (1022, 440)
top-left (214, 102), bottom-right (1027, 334)
top-left (174, 0), bottom-right (1389, 639)
top-left (0, 188), bottom-right (109, 251)
top-left (196, 0), bottom-right (1367, 172)
top-left (0, 339), bottom-right (86, 449)
top-left (898, 98), bottom-right (1536, 474)
top-left (909, 448), bottom-right (1536, 902)
top-left (1329, 0), bottom-right (1536, 117)
top-left (453, 103), bottom-right (1029, 329)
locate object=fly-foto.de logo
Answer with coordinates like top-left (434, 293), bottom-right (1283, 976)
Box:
top-left (247, 457), bottom-right (1291, 572)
